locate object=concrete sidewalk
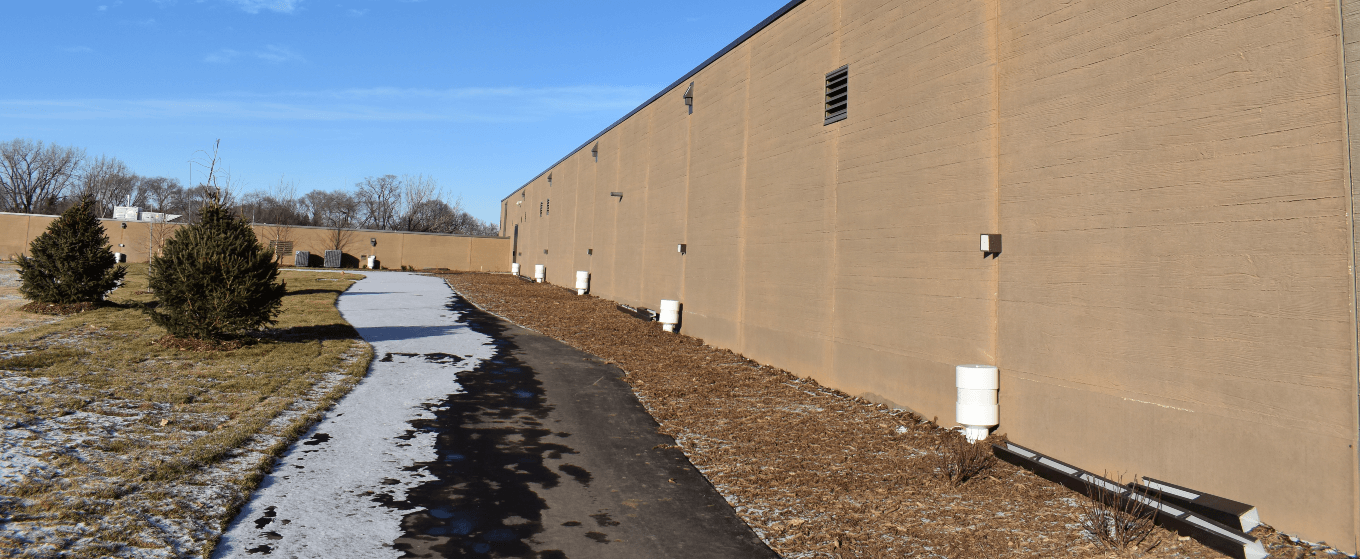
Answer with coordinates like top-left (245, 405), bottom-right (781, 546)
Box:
top-left (214, 272), bottom-right (772, 558)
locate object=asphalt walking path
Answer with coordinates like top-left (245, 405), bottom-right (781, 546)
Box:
top-left (214, 271), bottom-right (773, 558)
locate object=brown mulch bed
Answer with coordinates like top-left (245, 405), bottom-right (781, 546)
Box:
top-left (18, 301), bottom-right (100, 315)
top-left (154, 334), bottom-right (245, 352)
top-left (437, 273), bottom-right (1251, 559)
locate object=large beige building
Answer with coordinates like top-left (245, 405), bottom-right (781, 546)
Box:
top-left (500, 0), bottom-right (1360, 550)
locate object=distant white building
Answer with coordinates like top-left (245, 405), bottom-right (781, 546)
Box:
top-left (113, 206), bottom-right (181, 223)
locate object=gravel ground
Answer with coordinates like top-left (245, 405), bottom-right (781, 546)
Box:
top-left (437, 272), bottom-right (1350, 559)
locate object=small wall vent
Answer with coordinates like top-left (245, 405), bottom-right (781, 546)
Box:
top-left (592, 143), bottom-right (598, 162)
top-left (824, 65), bottom-right (848, 125)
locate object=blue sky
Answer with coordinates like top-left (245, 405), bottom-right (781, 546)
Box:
top-left (2, 0), bottom-right (790, 223)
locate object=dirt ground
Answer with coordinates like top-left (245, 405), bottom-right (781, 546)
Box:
top-left (436, 272), bottom-right (1350, 559)
top-left (0, 264), bottom-right (63, 334)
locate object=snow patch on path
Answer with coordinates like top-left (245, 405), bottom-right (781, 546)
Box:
top-left (213, 272), bottom-right (495, 558)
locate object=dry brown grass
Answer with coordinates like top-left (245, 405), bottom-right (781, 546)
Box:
top-left (0, 263), bottom-right (63, 334)
top-left (0, 264), bottom-right (372, 558)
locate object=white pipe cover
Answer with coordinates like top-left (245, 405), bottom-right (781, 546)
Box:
top-left (956, 364), bottom-right (999, 442)
top-left (575, 271), bottom-right (590, 295)
top-left (534, 264), bottom-right (545, 282)
top-left (659, 299), bottom-right (681, 332)
top-left (957, 365), bottom-right (1000, 390)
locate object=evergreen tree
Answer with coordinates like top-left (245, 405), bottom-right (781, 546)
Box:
top-left (18, 196), bottom-right (126, 304)
top-left (145, 196), bottom-right (286, 341)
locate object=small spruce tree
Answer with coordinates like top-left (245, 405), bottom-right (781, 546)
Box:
top-left (18, 196), bottom-right (127, 304)
top-left (145, 196), bottom-right (287, 341)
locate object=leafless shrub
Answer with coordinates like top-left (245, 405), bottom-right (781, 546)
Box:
top-left (1079, 473), bottom-right (1159, 554)
top-left (933, 430), bottom-right (995, 487)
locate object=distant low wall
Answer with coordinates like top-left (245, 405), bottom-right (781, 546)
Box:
top-left (0, 212), bottom-right (511, 272)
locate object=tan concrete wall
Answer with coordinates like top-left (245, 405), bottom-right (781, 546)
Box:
top-left (0, 212), bottom-right (510, 272)
top-left (504, 0), bottom-right (1359, 549)
top-left (1331, 0), bottom-right (1360, 544)
top-left (998, 0), bottom-right (1357, 547)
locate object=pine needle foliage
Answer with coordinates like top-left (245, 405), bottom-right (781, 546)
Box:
top-left (145, 199), bottom-right (287, 340)
top-left (18, 196), bottom-right (127, 304)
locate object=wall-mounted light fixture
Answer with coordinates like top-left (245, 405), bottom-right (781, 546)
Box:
top-left (121, 223), bottom-right (127, 229)
top-left (980, 234), bottom-right (1001, 255)
top-left (370, 238), bottom-right (377, 247)
top-left (587, 249), bottom-right (593, 256)
top-left (677, 243), bottom-right (687, 255)
top-left (610, 192), bottom-right (623, 199)
top-left (683, 82), bottom-right (694, 115)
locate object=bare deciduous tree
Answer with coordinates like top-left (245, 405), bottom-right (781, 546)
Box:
top-left (250, 177), bottom-right (302, 262)
top-left (398, 174), bottom-right (447, 232)
top-left (140, 177), bottom-right (186, 214)
top-left (146, 215), bottom-right (179, 258)
top-left (301, 188), bottom-right (360, 252)
top-left (77, 155), bottom-right (138, 218)
top-left (0, 139), bottom-right (85, 214)
top-left (356, 174), bottom-right (401, 230)
top-left (184, 140), bottom-right (237, 223)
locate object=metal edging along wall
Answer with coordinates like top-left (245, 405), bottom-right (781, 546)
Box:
top-left (500, 0), bottom-right (812, 203)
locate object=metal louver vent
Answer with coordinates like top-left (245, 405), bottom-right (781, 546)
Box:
top-left (824, 65), bottom-right (848, 125)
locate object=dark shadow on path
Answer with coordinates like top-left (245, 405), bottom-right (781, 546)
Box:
top-left (389, 292), bottom-right (576, 559)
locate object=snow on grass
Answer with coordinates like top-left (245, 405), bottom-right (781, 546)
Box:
top-left (0, 266), bottom-right (372, 558)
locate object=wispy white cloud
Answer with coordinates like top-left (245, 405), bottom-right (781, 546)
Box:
top-left (203, 45), bottom-right (304, 64)
top-left (0, 86), bottom-right (656, 124)
top-left (225, 0), bottom-right (302, 14)
top-left (204, 48), bottom-right (241, 63)
top-left (253, 45), bottom-right (304, 63)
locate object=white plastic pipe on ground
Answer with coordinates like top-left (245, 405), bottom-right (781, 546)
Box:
top-left (534, 264), bottom-right (545, 283)
top-left (955, 364), bottom-right (999, 443)
top-left (511, 263), bottom-right (520, 276)
top-left (575, 271), bottom-right (590, 295)
top-left (659, 300), bottom-right (681, 332)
